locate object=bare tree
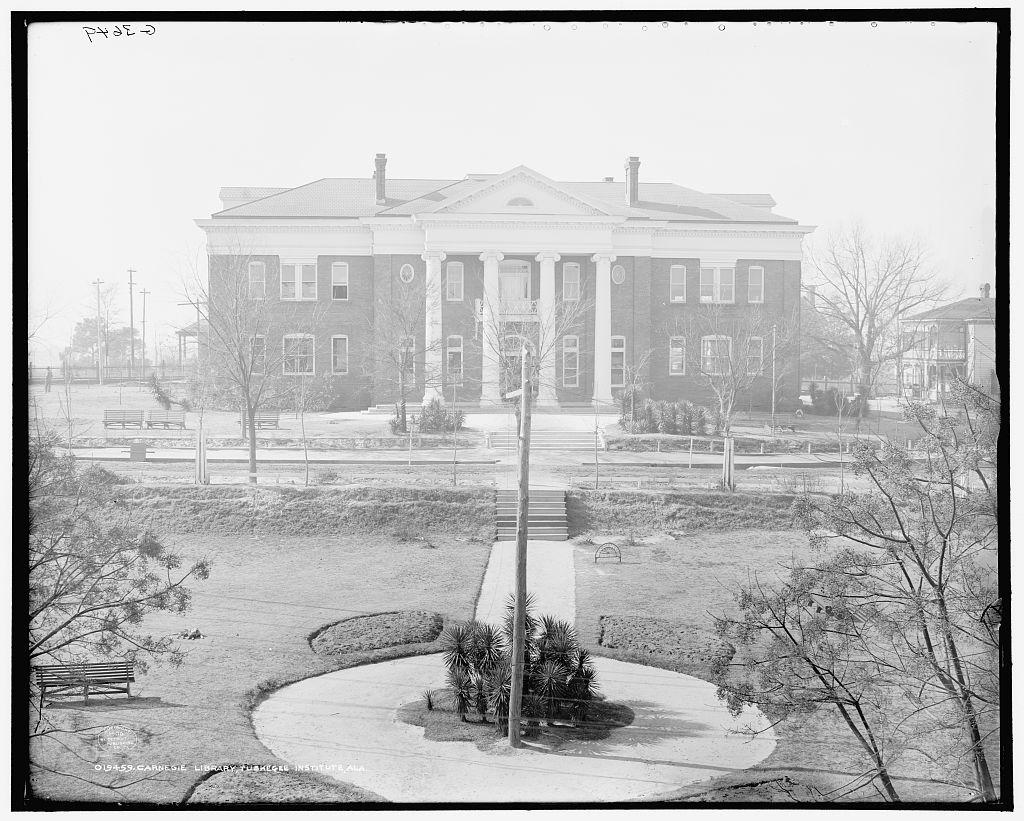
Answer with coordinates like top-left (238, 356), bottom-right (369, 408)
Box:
top-left (183, 242), bottom-right (325, 484)
top-left (806, 223), bottom-right (947, 410)
top-left (719, 378), bottom-right (1000, 802)
top-left (475, 277), bottom-right (591, 405)
top-left (672, 305), bottom-right (798, 435)
top-left (362, 273), bottom-right (444, 432)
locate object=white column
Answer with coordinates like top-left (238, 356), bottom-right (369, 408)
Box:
top-left (422, 250), bottom-right (446, 405)
top-left (480, 251), bottom-right (504, 405)
top-left (592, 253), bottom-right (616, 405)
top-left (535, 252), bottom-right (560, 406)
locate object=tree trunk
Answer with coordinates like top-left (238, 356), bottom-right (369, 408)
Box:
top-left (301, 409), bottom-right (309, 487)
top-left (247, 405), bottom-right (258, 484)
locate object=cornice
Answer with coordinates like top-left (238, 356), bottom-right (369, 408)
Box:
top-left (198, 222), bottom-right (370, 234)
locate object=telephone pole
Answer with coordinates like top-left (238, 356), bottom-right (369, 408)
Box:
top-left (91, 278), bottom-right (105, 384)
top-left (127, 268), bottom-right (137, 381)
top-left (507, 346), bottom-right (532, 748)
top-left (140, 289), bottom-right (151, 380)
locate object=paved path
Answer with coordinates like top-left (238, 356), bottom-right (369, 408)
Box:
top-left (253, 654), bottom-right (775, 802)
top-left (474, 540), bottom-right (576, 626)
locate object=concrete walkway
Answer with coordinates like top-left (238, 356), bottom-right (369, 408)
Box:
top-left (253, 654), bottom-right (775, 802)
top-left (474, 540), bottom-right (576, 626)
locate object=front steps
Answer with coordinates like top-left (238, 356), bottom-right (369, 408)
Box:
top-left (487, 429), bottom-right (599, 452)
top-left (496, 488), bottom-right (568, 541)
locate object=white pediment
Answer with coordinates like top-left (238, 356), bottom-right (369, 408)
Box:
top-left (434, 167), bottom-right (611, 217)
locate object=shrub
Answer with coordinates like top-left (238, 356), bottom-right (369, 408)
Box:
top-left (678, 402), bottom-right (694, 436)
top-left (692, 405), bottom-right (708, 436)
top-left (656, 401), bottom-right (677, 435)
top-left (438, 594), bottom-right (599, 732)
top-left (418, 398), bottom-right (465, 433)
top-left (314, 468), bottom-right (339, 486)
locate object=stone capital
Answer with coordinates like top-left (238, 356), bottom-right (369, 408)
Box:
top-left (421, 250), bottom-right (446, 263)
top-left (591, 253), bottom-right (617, 265)
top-left (479, 251), bottom-right (504, 263)
top-left (535, 252), bottom-right (561, 263)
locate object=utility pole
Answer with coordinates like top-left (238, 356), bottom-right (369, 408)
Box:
top-left (127, 268), bottom-right (137, 381)
top-left (140, 289), bottom-right (151, 381)
top-left (91, 278), bottom-right (104, 384)
top-left (507, 346), bottom-right (532, 749)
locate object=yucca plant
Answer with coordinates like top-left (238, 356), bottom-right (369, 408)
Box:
top-left (471, 622), bottom-right (506, 673)
top-left (567, 650), bottom-right (600, 724)
top-left (533, 658), bottom-right (569, 724)
top-left (438, 591), bottom-right (601, 735)
top-left (484, 660), bottom-right (513, 734)
top-left (439, 622), bottom-right (474, 674)
top-left (447, 667), bottom-right (474, 722)
top-left (470, 670), bottom-right (489, 722)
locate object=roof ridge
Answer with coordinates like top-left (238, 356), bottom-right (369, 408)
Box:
top-left (213, 178), bottom-right (330, 217)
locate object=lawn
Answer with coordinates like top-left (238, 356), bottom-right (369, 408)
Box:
top-left (573, 531), bottom-right (982, 802)
top-left (28, 531), bottom-right (492, 804)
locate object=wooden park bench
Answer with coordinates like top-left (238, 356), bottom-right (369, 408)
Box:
top-left (103, 409), bottom-right (145, 429)
top-left (35, 660), bottom-right (135, 705)
top-left (146, 409), bottom-right (187, 430)
top-left (247, 410), bottom-right (280, 430)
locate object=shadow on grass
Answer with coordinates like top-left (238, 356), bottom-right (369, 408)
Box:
top-left (42, 696), bottom-right (189, 711)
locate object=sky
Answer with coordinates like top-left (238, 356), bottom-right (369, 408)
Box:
top-left (26, 19), bottom-right (998, 364)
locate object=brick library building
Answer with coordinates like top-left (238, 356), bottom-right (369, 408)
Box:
top-left (196, 155), bottom-right (812, 411)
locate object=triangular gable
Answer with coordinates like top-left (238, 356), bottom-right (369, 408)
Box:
top-left (429, 166), bottom-right (613, 216)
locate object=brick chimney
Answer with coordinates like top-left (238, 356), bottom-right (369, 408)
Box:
top-left (624, 156), bottom-right (640, 207)
top-left (980, 282), bottom-right (991, 298)
top-left (374, 153), bottom-right (387, 205)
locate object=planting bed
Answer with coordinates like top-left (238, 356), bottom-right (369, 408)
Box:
top-left (310, 611), bottom-right (444, 657)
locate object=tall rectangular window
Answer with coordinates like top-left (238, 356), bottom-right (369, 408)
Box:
top-left (562, 336), bottom-right (579, 387)
top-left (283, 334), bottom-right (315, 375)
top-left (446, 262), bottom-right (464, 301)
top-left (747, 337), bottom-right (764, 374)
top-left (701, 335), bottom-right (731, 376)
top-left (747, 266), bottom-right (764, 304)
top-left (669, 337), bottom-right (686, 375)
top-left (248, 261), bottom-right (266, 299)
top-left (562, 263), bottom-right (580, 301)
top-left (699, 267), bottom-right (736, 304)
top-left (331, 263), bottom-right (349, 301)
top-left (281, 263), bottom-right (317, 300)
top-left (446, 335), bottom-right (464, 384)
top-left (669, 265), bottom-right (686, 303)
top-left (250, 335), bottom-right (266, 374)
top-left (611, 336), bottom-right (626, 388)
top-left (331, 335), bottom-right (349, 374)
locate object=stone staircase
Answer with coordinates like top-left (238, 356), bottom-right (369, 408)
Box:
top-left (496, 488), bottom-right (568, 541)
top-left (487, 429), bottom-right (599, 452)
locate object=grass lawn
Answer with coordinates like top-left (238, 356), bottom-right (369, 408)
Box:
top-left (573, 531), bottom-right (982, 802)
top-left (29, 532), bottom-right (491, 805)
